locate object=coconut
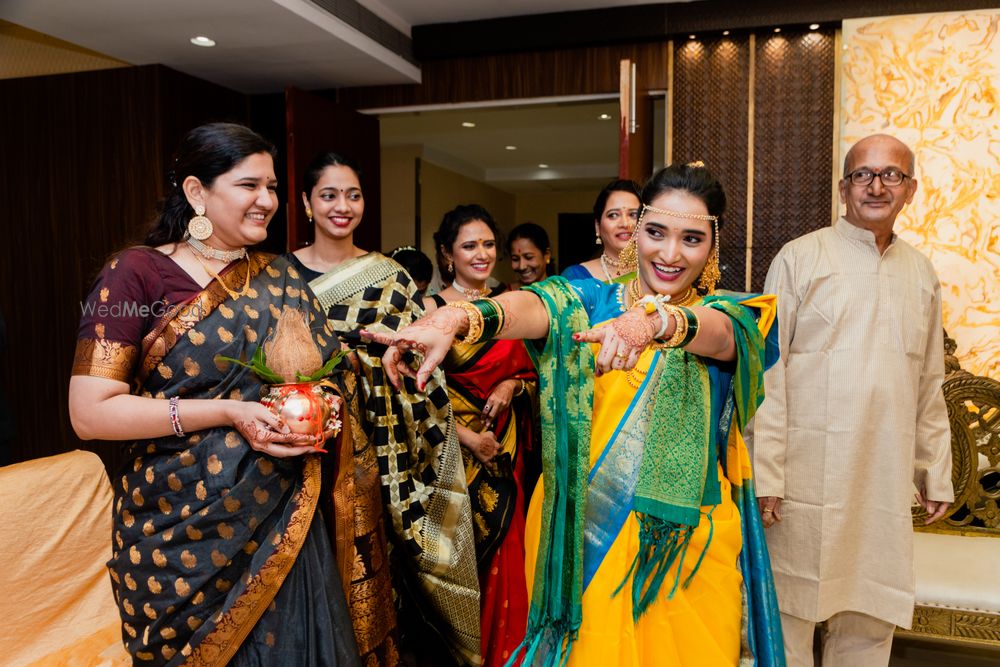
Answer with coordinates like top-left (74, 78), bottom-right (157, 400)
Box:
top-left (264, 307), bottom-right (324, 382)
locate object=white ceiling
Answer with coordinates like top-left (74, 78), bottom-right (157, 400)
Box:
top-left (380, 99), bottom-right (622, 192)
top-left (1, 0), bottom-right (697, 93)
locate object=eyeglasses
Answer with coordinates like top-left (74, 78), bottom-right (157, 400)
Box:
top-left (846, 168), bottom-right (910, 187)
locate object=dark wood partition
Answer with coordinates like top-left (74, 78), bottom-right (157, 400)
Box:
top-left (0, 65), bottom-right (249, 471)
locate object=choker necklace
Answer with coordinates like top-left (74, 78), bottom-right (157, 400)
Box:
top-left (187, 237), bottom-right (247, 263)
top-left (601, 251), bottom-right (635, 282)
top-left (452, 279), bottom-right (489, 300)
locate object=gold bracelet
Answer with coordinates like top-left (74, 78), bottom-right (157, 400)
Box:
top-left (513, 378), bottom-right (527, 396)
top-left (448, 300), bottom-right (484, 344)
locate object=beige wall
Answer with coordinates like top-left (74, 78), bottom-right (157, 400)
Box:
top-left (419, 160), bottom-right (517, 284)
top-left (841, 10), bottom-right (1000, 378)
top-left (379, 144), bottom-right (420, 251)
top-left (514, 189), bottom-right (596, 272)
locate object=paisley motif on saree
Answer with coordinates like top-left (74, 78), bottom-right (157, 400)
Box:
top-left (102, 253), bottom-right (357, 665)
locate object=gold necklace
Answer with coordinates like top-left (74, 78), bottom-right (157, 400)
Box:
top-left (451, 278), bottom-right (489, 300)
top-left (191, 251), bottom-right (251, 300)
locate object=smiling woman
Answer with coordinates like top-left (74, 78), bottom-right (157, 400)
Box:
top-left (67, 123), bottom-right (361, 666)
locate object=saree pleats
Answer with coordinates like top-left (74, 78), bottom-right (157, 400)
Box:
top-left (306, 252), bottom-right (480, 665)
top-left (445, 338), bottom-right (535, 667)
top-left (105, 253), bottom-right (358, 666)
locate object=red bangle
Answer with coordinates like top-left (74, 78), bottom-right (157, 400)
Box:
top-left (169, 396), bottom-right (185, 437)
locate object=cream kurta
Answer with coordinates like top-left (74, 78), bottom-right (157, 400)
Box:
top-left (752, 217), bottom-right (953, 628)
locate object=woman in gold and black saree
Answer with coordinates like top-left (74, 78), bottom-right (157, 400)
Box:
top-left (289, 153), bottom-right (480, 666)
top-left (69, 123), bottom-right (359, 666)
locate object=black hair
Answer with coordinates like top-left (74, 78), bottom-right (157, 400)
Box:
top-left (433, 204), bottom-right (502, 280)
top-left (302, 152), bottom-right (363, 196)
top-left (506, 222), bottom-right (550, 255)
top-left (389, 246), bottom-right (433, 284)
top-left (640, 163), bottom-right (727, 234)
top-left (593, 179), bottom-right (642, 221)
top-left (145, 123), bottom-right (276, 246)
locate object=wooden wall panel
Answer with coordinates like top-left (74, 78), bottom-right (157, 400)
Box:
top-left (336, 42), bottom-right (669, 109)
top-left (671, 37), bottom-right (751, 293)
top-left (0, 65), bottom-right (248, 471)
top-left (751, 29), bottom-right (836, 291)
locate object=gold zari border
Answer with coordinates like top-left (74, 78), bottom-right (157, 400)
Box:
top-left (71, 338), bottom-right (138, 383)
top-left (183, 455), bottom-right (322, 666)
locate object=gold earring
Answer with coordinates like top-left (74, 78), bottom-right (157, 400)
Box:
top-left (697, 220), bottom-right (721, 293)
top-left (188, 204), bottom-right (213, 240)
top-left (447, 259), bottom-right (454, 274)
top-left (305, 207), bottom-right (313, 223)
top-left (618, 230), bottom-right (638, 270)
top-left (595, 230), bottom-right (603, 245)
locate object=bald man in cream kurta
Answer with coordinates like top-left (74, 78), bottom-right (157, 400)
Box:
top-left (752, 135), bottom-right (953, 667)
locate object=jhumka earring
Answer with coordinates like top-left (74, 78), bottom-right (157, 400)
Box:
top-left (305, 207), bottom-right (314, 223)
top-left (447, 259), bottom-right (454, 274)
top-left (595, 230), bottom-right (603, 245)
top-left (697, 219), bottom-right (721, 293)
top-left (188, 204), bottom-right (213, 240)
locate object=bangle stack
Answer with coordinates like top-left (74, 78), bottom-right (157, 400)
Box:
top-left (658, 305), bottom-right (700, 348)
top-left (451, 297), bottom-right (506, 345)
top-left (168, 396), bottom-right (185, 437)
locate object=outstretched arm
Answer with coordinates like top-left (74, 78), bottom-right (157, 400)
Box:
top-left (363, 290), bottom-right (550, 390)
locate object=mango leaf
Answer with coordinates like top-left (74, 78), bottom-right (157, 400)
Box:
top-left (297, 349), bottom-right (349, 382)
top-left (215, 352), bottom-right (286, 385)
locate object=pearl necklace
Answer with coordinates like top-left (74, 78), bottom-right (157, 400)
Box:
top-left (601, 251), bottom-right (634, 282)
top-left (451, 279), bottom-right (489, 300)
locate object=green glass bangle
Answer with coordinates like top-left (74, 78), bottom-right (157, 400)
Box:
top-left (678, 307), bottom-right (700, 346)
top-left (473, 298), bottom-right (504, 341)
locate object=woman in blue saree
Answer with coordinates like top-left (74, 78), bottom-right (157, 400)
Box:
top-left (367, 163), bottom-right (785, 666)
top-left (69, 123), bottom-right (359, 666)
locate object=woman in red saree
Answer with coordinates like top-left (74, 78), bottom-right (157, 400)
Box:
top-left (424, 205), bottom-right (537, 667)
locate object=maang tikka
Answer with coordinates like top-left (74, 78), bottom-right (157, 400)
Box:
top-left (188, 204), bottom-right (213, 241)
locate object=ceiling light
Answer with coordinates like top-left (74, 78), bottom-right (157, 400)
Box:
top-left (599, 113), bottom-right (612, 120)
top-left (505, 145), bottom-right (517, 151)
top-left (774, 28), bottom-right (781, 33)
top-left (461, 121), bottom-right (476, 128)
top-left (538, 164), bottom-right (549, 169)
top-left (689, 34), bottom-right (697, 40)
top-left (190, 36), bottom-right (216, 47)
top-left (722, 30), bottom-right (730, 36)
top-left (809, 24), bottom-right (820, 30)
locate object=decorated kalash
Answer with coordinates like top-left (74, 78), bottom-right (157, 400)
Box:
top-left (219, 308), bottom-right (346, 451)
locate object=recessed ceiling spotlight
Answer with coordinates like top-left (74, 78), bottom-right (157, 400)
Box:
top-left (774, 27), bottom-right (781, 33)
top-left (190, 36), bottom-right (216, 48)
top-left (809, 24), bottom-right (820, 30)
top-left (722, 30), bottom-right (730, 36)
top-left (689, 34), bottom-right (697, 40)
top-left (599, 113), bottom-right (612, 120)
top-left (505, 145), bottom-right (517, 151)
top-left (461, 121), bottom-right (476, 128)
top-left (538, 164), bottom-right (549, 169)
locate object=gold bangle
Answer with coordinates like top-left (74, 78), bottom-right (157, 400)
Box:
top-left (659, 304), bottom-right (688, 347)
top-left (513, 378), bottom-right (527, 396)
top-left (448, 300), bottom-right (484, 344)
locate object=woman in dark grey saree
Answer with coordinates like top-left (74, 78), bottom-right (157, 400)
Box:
top-left (69, 124), bottom-right (359, 666)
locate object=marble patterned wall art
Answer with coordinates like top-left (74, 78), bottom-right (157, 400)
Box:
top-left (841, 10), bottom-right (999, 378)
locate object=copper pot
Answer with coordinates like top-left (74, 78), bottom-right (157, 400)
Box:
top-left (260, 380), bottom-right (342, 450)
